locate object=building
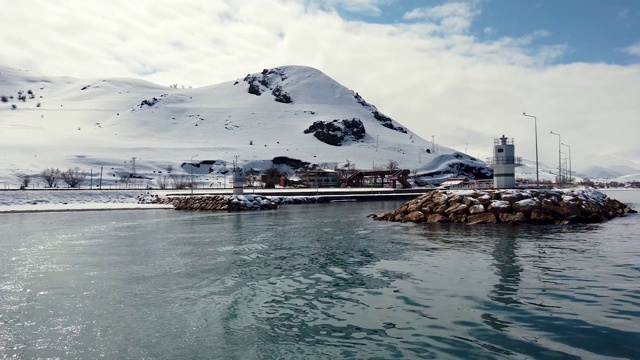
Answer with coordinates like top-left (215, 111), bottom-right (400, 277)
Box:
top-left (303, 169), bottom-right (340, 187)
top-left (486, 135), bottom-right (522, 189)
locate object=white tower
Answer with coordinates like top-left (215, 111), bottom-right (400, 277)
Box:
top-left (232, 156), bottom-right (244, 195)
top-left (487, 135), bottom-right (522, 189)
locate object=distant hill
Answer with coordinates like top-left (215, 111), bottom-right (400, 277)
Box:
top-left (577, 165), bottom-right (640, 180)
top-left (0, 65), bottom-right (492, 187)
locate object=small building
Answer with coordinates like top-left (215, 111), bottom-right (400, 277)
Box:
top-left (486, 135), bottom-right (522, 189)
top-left (303, 169), bottom-right (340, 187)
top-left (439, 178), bottom-right (493, 190)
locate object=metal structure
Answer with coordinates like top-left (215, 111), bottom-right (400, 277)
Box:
top-left (190, 154), bottom-right (198, 194)
top-left (562, 142), bottom-right (572, 183)
top-left (550, 131), bottom-right (562, 184)
top-left (232, 155), bottom-right (244, 195)
top-left (486, 135), bottom-right (522, 189)
top-left (522, 113), bottom-right (539, 187)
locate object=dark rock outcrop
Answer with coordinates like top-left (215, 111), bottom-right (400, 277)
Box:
top-left (369, 188), bottom-right (636, 225)
top-left (244, 68), bottom-right (292, 103)
top-left (304, 118), bottom-right (366, 146)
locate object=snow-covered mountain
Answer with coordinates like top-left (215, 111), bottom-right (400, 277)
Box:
top-left (577, 165), bottom-right (640, 181)
top-left (0, 65), bottom-right (489, 187)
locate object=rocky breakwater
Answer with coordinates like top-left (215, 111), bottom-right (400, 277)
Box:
top-left (369, 187), bottom-right (636, 225)
top-left (151, 194), bottom-right (325, 211)
top-left (154, 195), bottom-right (278, 211)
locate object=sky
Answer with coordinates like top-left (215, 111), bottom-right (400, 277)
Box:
top-left (1, 0), bottom-right (639, 172)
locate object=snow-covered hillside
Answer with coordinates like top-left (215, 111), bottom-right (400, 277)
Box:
top-left (0, 65), bottom-right (490, 188)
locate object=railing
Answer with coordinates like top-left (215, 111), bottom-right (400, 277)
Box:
top-left (494, 137), bottom-right (514, 145)
top-left (485, 156), bottom-right (522, 165)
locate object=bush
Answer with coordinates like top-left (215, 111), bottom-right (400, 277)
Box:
top-left (11, 104), bottom-right (17, 110)
top-left (19, 175), bottom-right (31, 189)
top-left (156, 175), bottom-right (169, 189)
top-left (171, 174), bottom-right (190, 189)
top-left (0, 95), bottom-right (7, 102)
top-left (61, 167), bottom-right (86, 188)
top-left (41, 168), bottom-right (60, 187)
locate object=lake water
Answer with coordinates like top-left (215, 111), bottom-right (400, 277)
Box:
top-left (1, 190), bottom-right (639, 359)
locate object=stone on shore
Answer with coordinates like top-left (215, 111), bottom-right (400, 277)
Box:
top-left (370, 187), bottom-right (636, 225)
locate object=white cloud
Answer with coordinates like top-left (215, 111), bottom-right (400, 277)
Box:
top-left (621, 42), bottom-right (640, 56)
top-left (317, 0), bottom-right (392, 16)
top-left (0, 0), bottom-right (638, 169)
top-left (618, 8), bottom-right (629, 18)
top-left (403, 2), bottom-right (480, 34)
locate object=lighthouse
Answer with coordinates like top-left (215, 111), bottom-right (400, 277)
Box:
top-left (486, 135), bottom-right (522, 189)
top-left (232, 159), bottom-right (244, 195)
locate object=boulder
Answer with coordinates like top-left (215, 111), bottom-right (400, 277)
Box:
top-left (426, 214), bottom-right (449, 223)
top-left (488, 200), bottom-right (511, 214)
top-left (444, 203), bottom-right (468, 215)
top-left (449, 214), bottom-right (468, 223)
top-left (499, 212), bottom-right (527, 223)
top-left (406, 211), bottom-right (426, 223)
top-left (512, 198), bottom-right (541, 213)
top-left (468, 213), bottom-right (497, 225)
top-left (530, 209), bottom-right (555, 224)
top-left (501, 192), bottom-right (527, 203)
top-left (468, 204), bottom-right (485, 214)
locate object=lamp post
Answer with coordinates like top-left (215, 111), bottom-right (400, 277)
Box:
top-left (562, 142), bottom-right (572, 184)
top-left (550, 131), bottom-right (561, 185)
top-left (561, 152), bottom-right (567, 184)
top-left (522, 113), bottom-right (539, 187)
top-left (190, 154), bottom-right (198, 194)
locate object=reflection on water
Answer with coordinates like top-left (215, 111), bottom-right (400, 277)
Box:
top-left (1, 198), bottom-right (640, 359)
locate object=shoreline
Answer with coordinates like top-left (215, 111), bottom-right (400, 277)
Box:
top-left (0, 189), bottom-right (425, 214)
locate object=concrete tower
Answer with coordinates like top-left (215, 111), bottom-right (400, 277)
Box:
top-left (487, 135), bottom-right (522, 189)
top-left (232, 159), bottom-right (244, 195)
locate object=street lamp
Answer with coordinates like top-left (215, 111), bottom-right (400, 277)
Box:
top-left (561, 152), bottom-right (567, 184)
top-left (522, 113), bottom-right (539, 187)
top-left (190, 154), bottom-right (198, 194)
top-left (550, 131), bottom-right (561, 185)
top-left (562, 143), bottom-right (572, 184)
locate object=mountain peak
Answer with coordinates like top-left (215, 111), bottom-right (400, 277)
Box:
top-left (0, 63), bottom-right (492, 185)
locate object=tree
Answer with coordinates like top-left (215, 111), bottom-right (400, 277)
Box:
top-left (156, 175), bottom-right (169, 189)
top-left (41, 168), bottom-right (60, 187)
top-left (170, 174), bottom-right (190, 189)
top-left (61, 167), bottom-right (86, 188)
top-left (19, 175), bottom-right (31, 189)
top-left (387, 160), bottom-right (399, 171)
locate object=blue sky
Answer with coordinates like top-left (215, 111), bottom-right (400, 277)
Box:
top-left (1, 0), bottom-right (639, 169)
top-left (332, 0), bottom-right (640, 65)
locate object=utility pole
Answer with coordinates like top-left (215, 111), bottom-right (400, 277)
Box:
top-left (131, 157), bottom-right (137, 176)
top-left (550, 131), bottom-right (562, 185)
top-left (522, 113), bottom-right (539, 187)
top-left (431, 135), bottom-right (435, 153)
top-left (190, 154), bottom-right (198, 195)
top-left (562, 143), bottom-right (572, 184)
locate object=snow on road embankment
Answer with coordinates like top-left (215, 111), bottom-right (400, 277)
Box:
top-left (0, 190), bottom-right (170, 213)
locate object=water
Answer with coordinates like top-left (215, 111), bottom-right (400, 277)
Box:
top-left (1, 191), bottom-right (639, 359)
